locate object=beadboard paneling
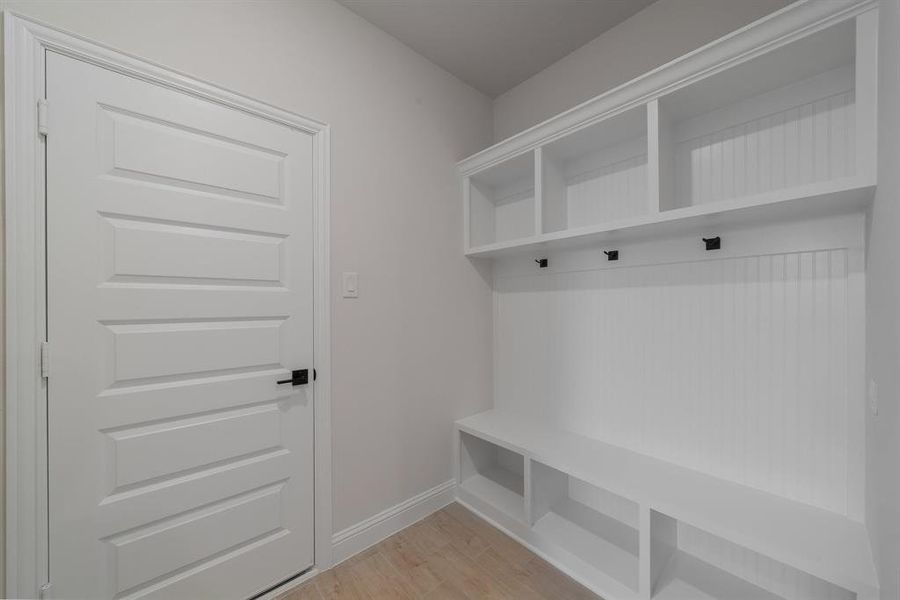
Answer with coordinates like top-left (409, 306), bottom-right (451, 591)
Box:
top-left (494, 189), bottom-right (536, 243)
top-left (566, 154), bottom-right (648, 227)
top-left (495, 248), bottom-right (858, 516)
top-left (672, 91), bottom-right (856, 208)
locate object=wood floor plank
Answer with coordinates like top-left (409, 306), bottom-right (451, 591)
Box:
top-left (349, 550), bottom-right (420, 600)
top-left (421, 544), bottom-right (519, 600)
top-left (475, 546), bottom-right (546, 600)
top-left (520, 554), bottom-right (599, 600)
top-left (424, 508), bottom-right (490, 556)
top-left (301, 503), bottom-right (601, 600)
top-left (315, 563), bottom-right (370, 600)
top-left (376, 530), bottom-right (444, 596)
top-left (340, 545), bottom-right (379, 568)
top-left (278, 580), bottom-right (324, 600)
top-left (442, 503), bottom-right (536, 567)
top-left (423, 581), bottom-right (470, 600)
top-left (402, 519), bottom-right (453, 555)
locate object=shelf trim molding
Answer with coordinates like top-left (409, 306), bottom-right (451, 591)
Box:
top-left (465, 178), bottom-right (874, 258)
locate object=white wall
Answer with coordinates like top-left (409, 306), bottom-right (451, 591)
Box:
top-left (866, 0), bottom-right (900, 597)
top-left (492, 0), bottom-right (791, 142)
top-left (0, 0), bottom-right (494, 568)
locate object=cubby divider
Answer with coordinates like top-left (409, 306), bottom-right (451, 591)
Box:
top-left (458, 431), bottom-right (526, 523)
top-left (540, 105), bottom-right (650, 234)
top-left (530, 460), bottom-right (640, 594)
top-left (466, 150), bottom-right (536, 249)
top-left (657, 19), bottom-right (862, 214)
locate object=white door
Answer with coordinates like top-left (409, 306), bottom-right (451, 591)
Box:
top-left (45, 51), bottom-right (315, 599)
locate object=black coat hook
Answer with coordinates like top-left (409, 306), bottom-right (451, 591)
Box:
top-left (604, 250), bottom-right (619, 261)
top-left (703, 236), bottom-right (721, 251)
top-left (535, 258), bottom-right (548, 268)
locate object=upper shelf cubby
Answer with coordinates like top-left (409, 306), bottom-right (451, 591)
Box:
top-left (460, 1), bottom-right (877, 258)
top-left (540, 105), bottom-right (648, 234)
top-left (657, 19), bottom-right (862, 212)
top-left (466, 151), bottom-right (535, 248)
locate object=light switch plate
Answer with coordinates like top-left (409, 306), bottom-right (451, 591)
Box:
top-left (342, 272), bottom-right (359, 298)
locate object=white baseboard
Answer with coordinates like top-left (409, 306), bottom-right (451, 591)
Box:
top-left (331, 479), bottom-right (456, 565)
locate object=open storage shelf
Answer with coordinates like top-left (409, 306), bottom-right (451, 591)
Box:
top-left (658, 19), bottom-right (860, 212)
top-left (467, 151), bottom-right (535, 248)
top-left (467, 180), bottom-right (872, 258)
top-left (650, 516), bottom-right (855, 600)
top-left (653, 552), bottom-right (784, 600)
top-left (460, 5), bottom-right (877, 259)
top-left (541, 105), bottom-right (648, 233)
top-left (455, 410), bottom-right (877, 600)
top-left (531, 461), bottom-right (640, 596)
top-left (458, 431), bottom-right (526, 524)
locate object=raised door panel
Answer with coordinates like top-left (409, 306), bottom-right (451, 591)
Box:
top-left (103, 319), bottom-right (285, 384)
top-left (107, 404), bottom-right (283, 490)
top-left (103, 215), bottom-right (285, 285)
top-left (104, 108), bottom-right (285, 202)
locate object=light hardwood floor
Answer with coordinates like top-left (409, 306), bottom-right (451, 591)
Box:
top-left (278, 502), bottom-right (601, 600)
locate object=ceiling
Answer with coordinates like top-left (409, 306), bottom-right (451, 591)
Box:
top-left (336, 0), bottom-right (657, 98)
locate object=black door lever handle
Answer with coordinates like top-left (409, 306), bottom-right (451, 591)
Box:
top-left (277, 369), bottom-right (309, 386)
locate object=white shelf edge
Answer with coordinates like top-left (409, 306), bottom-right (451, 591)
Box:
top-left (465, 178), bottom-right (874, 259)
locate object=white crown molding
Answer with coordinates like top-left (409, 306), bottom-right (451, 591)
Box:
top-left (459, 0), bottom-right (877, 176)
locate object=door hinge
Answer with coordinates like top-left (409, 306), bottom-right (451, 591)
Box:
top-left (37, 98), bottom-right (48, 136)
top-left (39, 582), bottom-right (52, 598)
top-left (40, 341), bottom-right (50, 378)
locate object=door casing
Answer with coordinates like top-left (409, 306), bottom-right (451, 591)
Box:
top-left (3, 12), bottom-right (333, 598)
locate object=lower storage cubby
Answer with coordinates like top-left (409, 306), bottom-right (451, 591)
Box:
top-left (654, 551), bottom-right (785, 600)
top-left (458, 431), bottom-right (526, 523)
top-left (456, 412), bottom-right (877, 600)
top-left (530, 461), bottom-right (640, 595)
top-left (650, 513), bottom-right (856, 600)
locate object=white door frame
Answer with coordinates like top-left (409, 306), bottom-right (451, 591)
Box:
top-left (4, 12), bottom-right (333, 597)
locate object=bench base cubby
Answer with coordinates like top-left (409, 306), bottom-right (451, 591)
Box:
top-left (531, 461), bottom-right (640, 595)
top-left (457, 431), bottom-right (526, 524)
top-left (455, 411), bottom-right (877, 600)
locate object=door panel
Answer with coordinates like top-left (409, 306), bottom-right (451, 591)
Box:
top-left (102, 216), bottom-right (285, 284)
top-left (46, 51), bottom-right (315, 599)
top-left (103, 318), bottom-right (285, 383)
top-left (104, 110), bottom-right (285, 201)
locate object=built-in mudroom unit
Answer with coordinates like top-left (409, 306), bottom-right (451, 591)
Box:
top-left (5, 0), bottom-right (899, 598)
top-left (456, 2), bottom-right (882, 599)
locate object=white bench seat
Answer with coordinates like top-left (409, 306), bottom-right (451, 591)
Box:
top-left (456, 410), bottom-right (878, 599)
